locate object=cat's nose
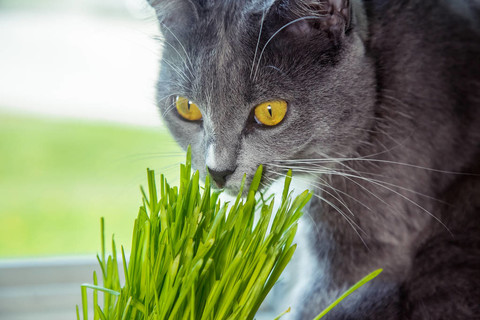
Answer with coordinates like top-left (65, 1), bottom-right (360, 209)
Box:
top-left (207, 167), bottom-right (235, 188)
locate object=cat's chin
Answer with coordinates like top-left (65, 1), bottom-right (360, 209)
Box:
top-left (219, 183), bottom-right (248, 197)
top-left (217, 181), bottom-right (262, 198)
top-left (221, 176), bottom-right (277, 198)
top-left (222, 186), bottom-right (242, 197)
top-left (211, 171), bottom-right (315, 199)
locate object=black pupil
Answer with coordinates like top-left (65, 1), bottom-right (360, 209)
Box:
top-left (267, 105), bottom-right (272, 116)
top-left (187, 101), bottom-right (191, 111)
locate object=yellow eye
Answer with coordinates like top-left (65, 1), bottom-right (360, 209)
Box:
top-left (175, 96), bottom-right (202, 121)
top-left (254, 100), bottom-right (287, 126)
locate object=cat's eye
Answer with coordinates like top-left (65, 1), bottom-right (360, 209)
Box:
top-left (254, 100), bottom-right (287, 126)
top-left (175, 96), bottom-right (202, 121)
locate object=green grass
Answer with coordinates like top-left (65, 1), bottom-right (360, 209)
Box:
top-left (79, 151), bottom-right (312, 319)
top-left (0, 112), bottom-right (183, 257)
top-left (78, 151), bottom-right (382, 319)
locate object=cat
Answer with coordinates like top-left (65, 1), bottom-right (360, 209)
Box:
top-left (146, 0), bottom-right (480, 319)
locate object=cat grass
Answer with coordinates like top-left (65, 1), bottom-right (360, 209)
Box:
top-left (77, 148), bottom-right (381, 319)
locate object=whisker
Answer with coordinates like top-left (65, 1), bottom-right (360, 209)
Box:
top-left (272, 157), bottom-right (478, 176)
top-left (250, 9), bottom-right (266, 79)
top-left (253, 16), bottom-right (323, 81)
top-left (265, 174), bottom-right (369, 249)
top-left (271, 162), bottom-right (447, 208)
top-left (119, 154), bottom-right (184, 163)
top-left (308, 173), bottom-right (375, 213)
top-left (271, 170), bottom-right (357, 217)
top-left (268, 161), bottom-right (454, 236)
top-left (317, 168), bottom-right (452, 234)
top-left (158, 24), bottom-right (195, 77)
top-left (161, 58), bottom-right (190, 84)
top-left (381, 94), bottom-right (414, 120)
top-left (270, 164), bottom-right (395, 215)
top-left (301, 153), bottom-right (443, 202)
top-left (310, 193), bottom-right (370, 249)
top-left (155, 79), bottom-right (189, 92)
top-left (162, 101), bottom-right (178, 118)
top-left (155, 93), bottom-right (174, 109)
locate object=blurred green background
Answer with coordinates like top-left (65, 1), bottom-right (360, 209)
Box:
top-left (0, 113), bottom-right (182, 257)
top-left (0, 3), bottom-right (279, 319)
top-left (0, 0), bottom-right (184, 258)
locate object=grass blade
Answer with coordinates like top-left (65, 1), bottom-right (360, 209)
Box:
top-left (312, 269), bottom-right (383, 320)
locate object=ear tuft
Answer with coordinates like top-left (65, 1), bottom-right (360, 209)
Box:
top-left (323, 0), bottom-right (351, 33)
top-left (283, 0), bottom-right (351, 40)
top-left (147, 0), bottom-right (198, 33)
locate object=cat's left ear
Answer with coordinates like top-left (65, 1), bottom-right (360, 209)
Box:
top-left (270, 0), bottom-right (352, 41)
top-left (147, 0), bottom-right (199, 34)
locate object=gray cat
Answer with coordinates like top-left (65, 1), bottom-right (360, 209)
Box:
top-left (147, 0), bottom-right (480, 318)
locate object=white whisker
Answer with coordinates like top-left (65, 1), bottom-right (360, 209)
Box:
top-left (268, 157), bottom-right (452, 235)
top-left (162, 101), bottom-right (178, 118)
top-left (161, 58), bottom-right (190, 84)
top-left (159, 24), bottom-right (195, 77)
top-left (253, 16), bottom-right (323, 81)
top-left (265, 173), bottom-right (370, 249)
top-left (250, 9), bottom-right (266, 79)
top-left (272, 157), bottom-right (477, 176)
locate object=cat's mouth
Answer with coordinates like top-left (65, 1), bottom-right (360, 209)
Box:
top-left (221, 185), bottom-right (243, 197)
top-left (214, 167), bottom-right (282, 197)
top-left (208, 172), bottom-right (258, 197)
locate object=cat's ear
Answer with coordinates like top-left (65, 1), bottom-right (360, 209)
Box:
top-left (267, 0), bottom-right (351, 42)
top-left (147, 0), bottom-right (199, 33)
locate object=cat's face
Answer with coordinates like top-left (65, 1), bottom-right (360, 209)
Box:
top-left (152, 0), bottom-right (376, 194)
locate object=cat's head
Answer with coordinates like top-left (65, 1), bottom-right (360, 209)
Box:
top-left (149, 0), bottom-right (376, 194)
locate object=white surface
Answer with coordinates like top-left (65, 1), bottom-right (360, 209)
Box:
top-left (0, 10), bottom-right (164, 127)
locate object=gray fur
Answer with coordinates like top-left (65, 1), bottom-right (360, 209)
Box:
top-left (149, 0), bottom-right (480, 318)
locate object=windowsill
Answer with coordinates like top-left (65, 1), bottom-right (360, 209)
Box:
top-left (0, 256), bottom-right (99, 319)
top-left (0, 256), bottom-right (276, 319)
